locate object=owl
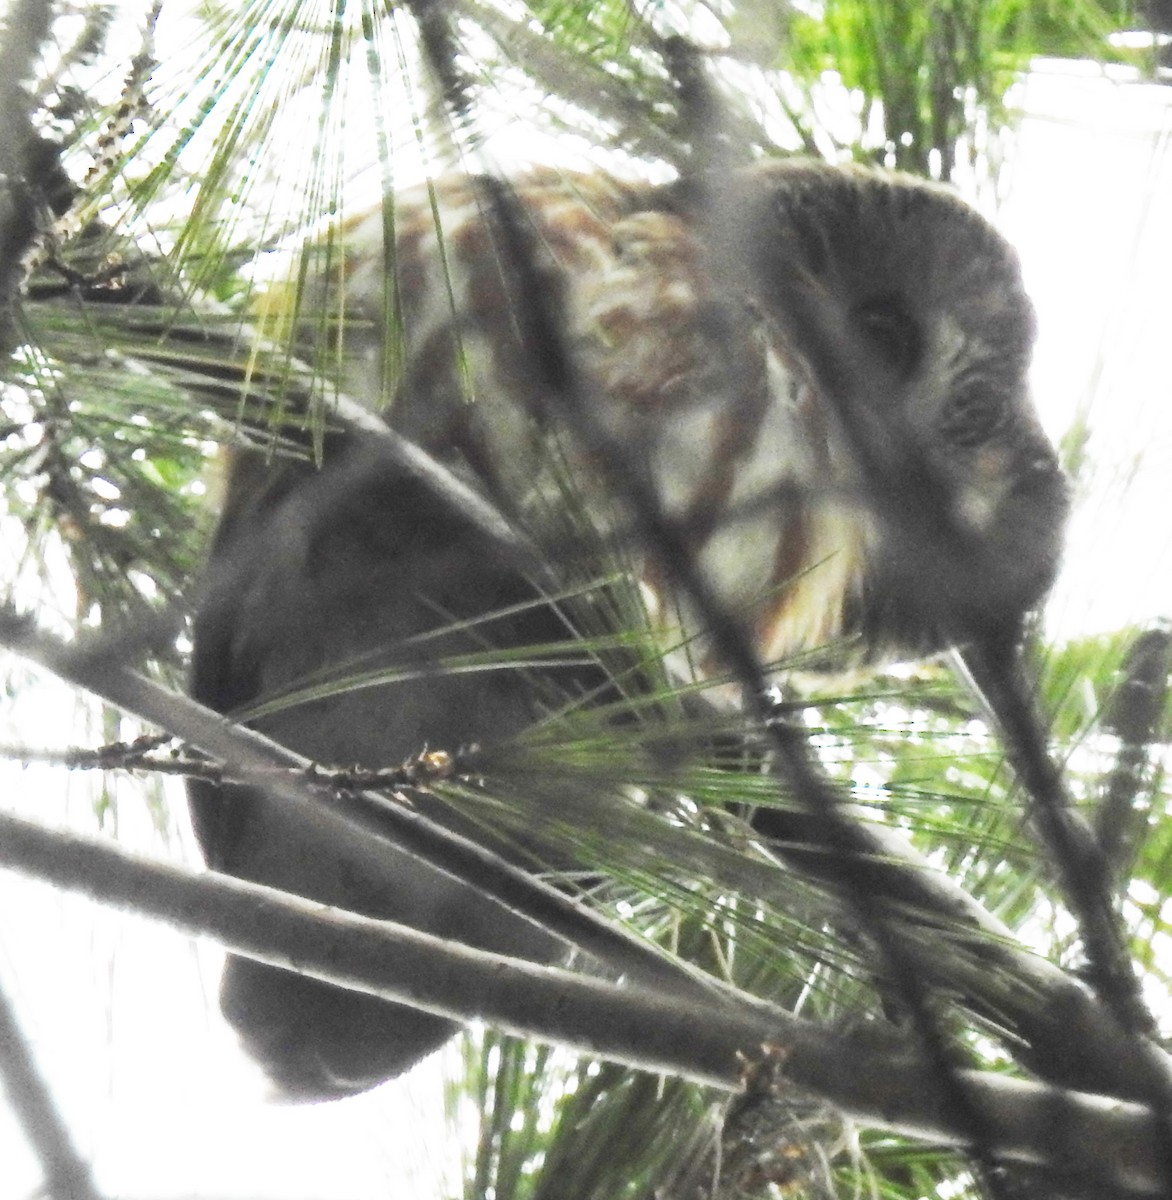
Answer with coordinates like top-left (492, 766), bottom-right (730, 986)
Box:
top-left (189, 159), bottom-right (1068, 1099)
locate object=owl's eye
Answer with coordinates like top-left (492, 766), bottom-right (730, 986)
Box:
top-left (939, 384), bottom-right (1008, 447)
top-left (852, 295), bottom-right (922, 377)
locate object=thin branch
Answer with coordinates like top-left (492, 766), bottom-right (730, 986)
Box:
top-left (0, 735), bottom-right (470, 791)
top-left (645, 51), bottom-right (1009, 1182)
top-left (1097, 623), bottom-right (1172, 875)
top-left (957, 641), bottom-right (1172, 1092)
top-left (730, 137), bottom-right (1160, 1072)
top-left (0, 806), bottom-right (1166, 1196)
top-left (0, 971), bottom-right (105, 1200)
top-left (620, 50), bottom-right (1004, 1194)
top-left (0, 0), bottom-right (66, 340)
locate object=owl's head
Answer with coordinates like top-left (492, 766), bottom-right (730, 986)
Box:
top-left (655, 160), bottom-right (1070, 666)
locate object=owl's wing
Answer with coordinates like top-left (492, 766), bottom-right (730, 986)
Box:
top-left (188, 433), bottom-right (597, 1099)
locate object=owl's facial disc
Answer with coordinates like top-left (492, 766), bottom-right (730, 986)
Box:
top-left (728, 161), bottom-right (1068, 661)
top-left (835, 298), bottom-right (1069, 654)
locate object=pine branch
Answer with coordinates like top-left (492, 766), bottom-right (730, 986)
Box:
top-left (0, 805), bottom-right (1167, 1195)
top-left (0, 600), bottom-right (746, 1011)
top-left (3, 573), bottom-right (1169, 1112)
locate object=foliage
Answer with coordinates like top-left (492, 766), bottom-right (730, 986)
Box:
top-left (1, 2), bottom-right (1169, 1199)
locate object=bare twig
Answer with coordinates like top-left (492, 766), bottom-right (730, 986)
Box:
top-left (0, 734), bottom-right (470, 792)
top-left (119, 319), bottom-right (536, 569)
top-left (1097, 623), bottom-right (1172, 875)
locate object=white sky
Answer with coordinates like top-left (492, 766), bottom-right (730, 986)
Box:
top-left (1002, 60), bottom-right (1172, 640)
top-left (0, 48), bottom-right (1170, 1200)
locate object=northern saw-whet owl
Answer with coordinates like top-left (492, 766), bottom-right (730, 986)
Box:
top-left (188, 159), bottom-right (1068, 1100)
